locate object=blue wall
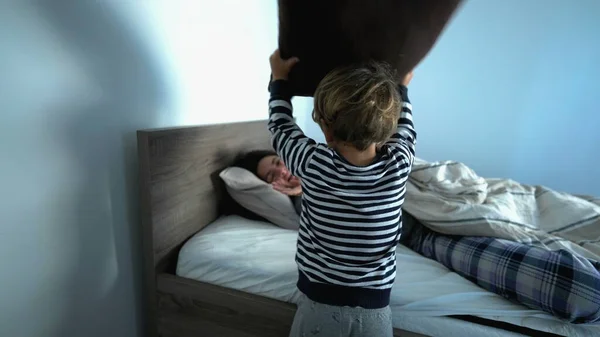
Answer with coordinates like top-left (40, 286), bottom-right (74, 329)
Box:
top-left (302, 0), bottom-right (600, 195)
top-left (412, 0), bottom-right (600, 195)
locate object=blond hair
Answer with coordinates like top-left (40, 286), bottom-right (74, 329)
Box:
top-left (312, 62), bottom-right (400, 151)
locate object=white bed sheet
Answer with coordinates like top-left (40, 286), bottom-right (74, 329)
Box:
top-left (177, 215), bottom-right (599, 337)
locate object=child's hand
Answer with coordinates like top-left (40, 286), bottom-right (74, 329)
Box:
top-left (270, 49), bottom-right (299, 81)
top-left (402, 71), bottom-right (414, 86)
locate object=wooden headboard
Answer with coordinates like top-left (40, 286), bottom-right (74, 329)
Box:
top-left (137, 120), bottom-right (272, 275)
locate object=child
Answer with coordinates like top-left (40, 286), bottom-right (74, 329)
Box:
top-left (268, 49), bottom-right (416, 337)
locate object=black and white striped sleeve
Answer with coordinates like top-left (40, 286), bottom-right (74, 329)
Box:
top-left (267, 80), bottom-right (317, 177)
top-left (386, 85), bottom-right (417, 162)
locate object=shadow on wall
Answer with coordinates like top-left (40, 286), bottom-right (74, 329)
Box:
top-left (35, 1), bottom-right (171, 336)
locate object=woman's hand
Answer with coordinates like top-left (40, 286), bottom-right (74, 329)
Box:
top-left (272, 180), bottom-right (302, 196)
top-left (270, 49), bottom-right (300, 81)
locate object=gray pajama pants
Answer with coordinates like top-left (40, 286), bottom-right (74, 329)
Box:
top-left (289, 294), bottom-right (393, 337)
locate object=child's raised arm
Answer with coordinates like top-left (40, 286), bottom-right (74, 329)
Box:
top-left (386, 71), bottom-right (417, 163)
top-left (267, 50), bottom-right (317, 178)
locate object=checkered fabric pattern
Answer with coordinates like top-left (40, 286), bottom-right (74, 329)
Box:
top-left (403, 221), bottom-right (600, 323)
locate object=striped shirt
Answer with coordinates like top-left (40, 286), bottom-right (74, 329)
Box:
top-left (267, 80), bottom-right (416, 308)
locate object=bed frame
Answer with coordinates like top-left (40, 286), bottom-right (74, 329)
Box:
top-left (137, 120), bottom-right (432, 337)
top-left (137, 121), bottom-right (556, 337)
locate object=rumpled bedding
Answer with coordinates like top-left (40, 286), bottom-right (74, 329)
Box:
top-left (404, 158), bottom-right (600, 264)
top-left (401, 214), bottom-right (600, 323)
top-left (402, 158), bottom-right (600, 323)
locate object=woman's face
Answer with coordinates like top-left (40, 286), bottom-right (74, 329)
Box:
top-left (256, 155), bottom-right (300, 186)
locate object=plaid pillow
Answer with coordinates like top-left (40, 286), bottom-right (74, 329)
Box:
top-left (403, 216), bottom-right (600, 323)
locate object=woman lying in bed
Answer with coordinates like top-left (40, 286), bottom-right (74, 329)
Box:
top-left (233, 150), bottom-right (303, 215)
top-left (229, 150), bottom-right (600, 324)
top-left (235, 149), bottom-right (302, 196)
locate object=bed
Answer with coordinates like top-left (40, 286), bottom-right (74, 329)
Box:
top-left (137, 120), bottom-right (595, 337)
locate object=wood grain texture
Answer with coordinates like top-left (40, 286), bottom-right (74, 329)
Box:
top-left (137, 120), bottom-right (272, 337)
top-left (157, 274), bottom-right (296, 337)
top-left (138, 126), bottom-right (159, 337)
top-left (156, 274), bottom-right (429, 337)
top-left (138, 120), bottom-right (272, 273)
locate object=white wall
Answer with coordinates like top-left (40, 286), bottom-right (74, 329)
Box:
top-left (0, 1), bottom-right (279, 336)
top-left (302, 0), bottom-right (600, 195)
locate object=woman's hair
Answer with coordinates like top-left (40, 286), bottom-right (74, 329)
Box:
top-left (312, 61), bottom-right (400, 151)
top-left (223, 149), bottom-right (278, 221)
top-left (233, 149), bottom-right (277, 175)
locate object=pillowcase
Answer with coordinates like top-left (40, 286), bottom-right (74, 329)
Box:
top-left (219, 167), bottom-right (300, 230)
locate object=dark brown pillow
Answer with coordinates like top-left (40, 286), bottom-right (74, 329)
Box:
top-left (277, 0), bottom-right (463, 96)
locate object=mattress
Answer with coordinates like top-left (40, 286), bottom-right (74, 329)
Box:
top-left (177, 215), bottom-right (599, 337)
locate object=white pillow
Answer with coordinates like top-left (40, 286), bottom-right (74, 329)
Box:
top-left (219, 167), bottom-right (300, 230)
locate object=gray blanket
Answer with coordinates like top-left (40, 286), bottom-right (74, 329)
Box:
top-left (403, 158), bottom-right (600, 264)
